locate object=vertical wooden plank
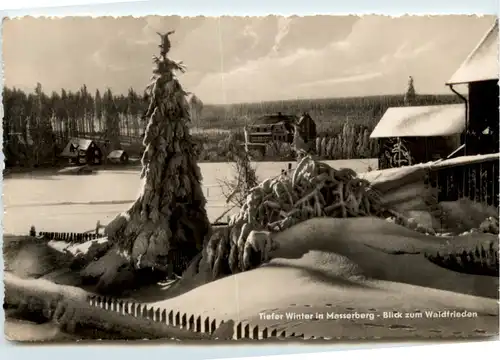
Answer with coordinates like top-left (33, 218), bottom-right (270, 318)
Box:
top-left (168, 310), bottom-right (174, 325)
top-left (468, 165), bottom-right (472, 201)
top-left (117, 301), bottom-right (123, 314)
top-left (203, 317), bottom-right (210, 334)
top-left (147, 307), bottom-right (154, 320)
top-left (493, 162), bottom-right (499, 207)
top-left (175, 311), bottom-right (180, 326)
top-left (188, 315), bottom-right (195, 331)
top-left (235, 322), bottom-right (242, 340)
top-left (123, 301), bottom-right (130, 315)
top-left (195, 316), bottom-right (201, 333)
top-left (252, 325), bottom-right (259, 340)
top-left (480, 163), bottom-right (484, 204)
top-left (141, 305), bottom-right (148, 319)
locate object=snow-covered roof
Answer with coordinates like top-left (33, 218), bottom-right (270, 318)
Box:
top-left (370, 104), bottom-right (465, 138)
top-left (360, 153), bottom-right (500, 185)
top-left (107, 150), bottom-right (127, 159)
top-left (60, 138), bottom-right (96, 158)
top-left (447, 20), bottom-right (498, 85)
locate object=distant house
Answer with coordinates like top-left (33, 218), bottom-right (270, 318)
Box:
top-left (243, 112), bottom-right (317, 155)
top-left (244, 113), bottom-right (296, 155)
top-left (250, 113), bottom-right (297, 138)
top-left (370, 104), bottom-right (466, 169)
top-left (107, 149), bottom-right (129, 164)
top-left (60, 138), bottom-right (102, 165)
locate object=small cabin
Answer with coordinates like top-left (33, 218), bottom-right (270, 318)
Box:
top-left (370, 104), bottom-right (465, 169)
top-left (107, 149), bottom-right (129, 165)
top-left (60, 138), bottom-right (102, 165)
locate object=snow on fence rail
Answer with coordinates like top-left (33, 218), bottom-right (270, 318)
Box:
top-left (431, 153), bottom-right (499, 207)
top-left (361, 153), bottom-right (500, 207)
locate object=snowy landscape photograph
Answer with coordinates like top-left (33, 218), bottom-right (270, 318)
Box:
top-left (2, 14), bottom-right (499, 342)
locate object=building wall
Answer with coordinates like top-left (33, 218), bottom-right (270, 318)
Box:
top-left (302, 116), bottom-right (317, 142)
top-left (467, 80), bottom-right (499, 155)
top-left (295, 115), bottom-right (317, 144)
top-left (379, 137), bottom-right (415, 169)
top-left (378, 136), bottom-right (460, 169)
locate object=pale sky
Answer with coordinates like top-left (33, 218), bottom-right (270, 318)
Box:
top-left (2, 15), bottom-right (495, 104)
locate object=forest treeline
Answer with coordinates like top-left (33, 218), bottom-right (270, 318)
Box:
top-left (2, 83), bottom-right (149, 167)
top-left (200, 93), bottom-right (461, 135)
top-left (2, 83), bottom-right (461, 167)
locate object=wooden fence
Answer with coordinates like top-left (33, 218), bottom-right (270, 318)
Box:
top-left (429, 154), bottom-right (499, 207)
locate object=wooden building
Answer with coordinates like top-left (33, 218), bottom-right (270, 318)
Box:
top-left (370, 104), bottom-right (466, 169)
top-left (439, 19), bottom-right (499, 206)
top-left (107, 149), bottom-right (129, 165)
top-left (446, 19), bottom-right (499, 156)
top-left (244, 112), bottom-right (317, 155)
top-left (244, 113), bottom-right (296, 154)
top-left (370, 20), bottom-right (499, 207)
top-left (60, 138), bottom-right (103, 165)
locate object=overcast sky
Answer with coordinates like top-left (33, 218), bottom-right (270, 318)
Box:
top-left (2, 15), bottom-right (495, 104)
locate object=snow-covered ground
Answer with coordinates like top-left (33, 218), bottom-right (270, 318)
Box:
top-left (5, 158), bottom-right (499, 342)
top-left (3, 159), bottom-right (377, 234)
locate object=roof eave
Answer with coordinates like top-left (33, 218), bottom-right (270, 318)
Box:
top-left (446, 77), bottom-right (499, 86)
top-left (446, 20), bottom-right (499, 85)
top-left (370, 134), bottom-right (460, 139)
top-left (369, 104), bottom-right (466, 138)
